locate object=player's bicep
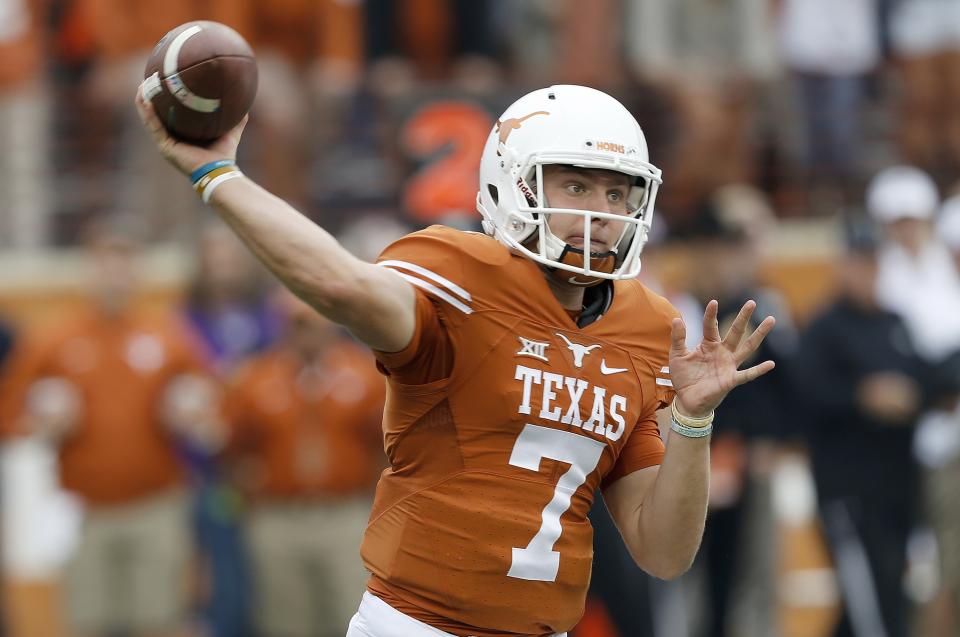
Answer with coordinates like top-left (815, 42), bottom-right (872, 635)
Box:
top-left (598, 410), bottom-right (665, 559)
top-left (602, 464), bottom-right (660, 569)
top-left (602, 464), bottom-right (659, 532)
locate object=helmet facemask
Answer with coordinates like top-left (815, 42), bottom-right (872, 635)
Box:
top-left (496, 158), bottom-right (659, 286)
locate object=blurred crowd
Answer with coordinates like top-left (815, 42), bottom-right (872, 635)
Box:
top-left (1, 1), bottom-right (960, 637)
top-left (1, 0), bottom-right (960, 247)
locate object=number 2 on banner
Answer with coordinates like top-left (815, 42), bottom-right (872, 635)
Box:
top-left (507, 424), bottom-right (605, 582)
top-left (401, 101), bottom-right (492, 222)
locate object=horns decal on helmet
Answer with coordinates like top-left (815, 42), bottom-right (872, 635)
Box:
top-left (496, 111), bottom-right (550, 145)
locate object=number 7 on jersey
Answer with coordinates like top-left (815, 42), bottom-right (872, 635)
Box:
top-left (507, 424), bottom-right (606, 582)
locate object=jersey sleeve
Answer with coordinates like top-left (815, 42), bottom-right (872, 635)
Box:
top-left (643, 290), bottom-right (681, 412)
top-left (373, 227), bottom-right (473, 386)
top-left (652, 359), bottom-right (675, 411)
top-left (0, 329), bottom-right (61, 438)
top-left (600, 414), bottom-right (665, 490)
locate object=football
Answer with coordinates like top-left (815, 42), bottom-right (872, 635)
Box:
top-left (142, 21), bottom-right (258, 145)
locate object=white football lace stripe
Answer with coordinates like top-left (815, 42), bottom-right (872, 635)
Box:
top-left (390, 272), bottom-right (473, 315)
top-left (379, 261), bottom-right (471, 302)
top-left (163, 25), bottom-right (222, 113)
top-left (656, 378), bottom-right (673, 387)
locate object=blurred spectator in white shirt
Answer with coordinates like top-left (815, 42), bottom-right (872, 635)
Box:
top-left (869, 166), bottom-right (960, 636)
top-left (868, 166), bottom-right (960, 363)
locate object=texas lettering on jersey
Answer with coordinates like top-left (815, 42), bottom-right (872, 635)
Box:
top-left (364, 226), bottom-right (678, 637)
top-left (514, 363), bottom-right (628, 442)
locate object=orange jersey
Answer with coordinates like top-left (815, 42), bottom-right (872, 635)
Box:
top-left (0, 308), bottom-right (205, 505)
top-left (364, 226), bottom-right (677, 636)
top-left (224, 340), bottom-right (385, 499)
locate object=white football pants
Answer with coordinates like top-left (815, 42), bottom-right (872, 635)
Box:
top-left (346, 591), bottom-right (568, 637)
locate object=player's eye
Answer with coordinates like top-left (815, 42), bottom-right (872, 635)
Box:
top-left (608, 189), bottom-right (630, 207)
top-left (565, 182), bottom-right (585, 195)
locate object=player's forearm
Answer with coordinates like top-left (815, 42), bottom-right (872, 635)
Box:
top-left (206, 176), bottom-right (364, 311)
top-left (634, 432), bottom-right (710, 579)
top-left (202, 175), bottom-right (416, 351)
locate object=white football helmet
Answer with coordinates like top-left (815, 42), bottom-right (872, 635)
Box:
top-left (476, 85), bottom-right (662, 284)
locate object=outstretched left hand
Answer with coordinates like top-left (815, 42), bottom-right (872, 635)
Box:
top-left (669, 300), bottom-right (776, 419)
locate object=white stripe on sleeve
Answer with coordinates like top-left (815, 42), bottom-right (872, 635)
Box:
top-left (391, 272), bottom-right (473, 315)
top-left (378, 260), bottom-right (472, 302)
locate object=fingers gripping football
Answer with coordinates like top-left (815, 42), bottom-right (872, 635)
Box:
top-left (135, 87), bottom-right (248, 176)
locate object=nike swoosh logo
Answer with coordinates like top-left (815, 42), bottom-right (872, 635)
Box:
top-left (600, 359), bottom-right (629, 375)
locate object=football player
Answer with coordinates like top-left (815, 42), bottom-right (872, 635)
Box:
top-left (136, 83), bottom-right (775, 637)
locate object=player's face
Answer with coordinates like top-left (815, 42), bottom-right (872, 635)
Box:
top-left (885, 217), bottom-right (930, 254)
top-left (839, 251), bottom-right (879, 308)
top-left (541, 165), bottom-right (633, 253)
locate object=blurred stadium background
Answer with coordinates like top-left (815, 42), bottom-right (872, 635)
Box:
top-left (1, 1), bottom-right (959, 636)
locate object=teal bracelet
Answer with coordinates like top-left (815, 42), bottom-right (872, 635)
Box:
top-left (191, 160), bottom-right (235, 184)
top-left (670, 417), bottom-right (713, 438)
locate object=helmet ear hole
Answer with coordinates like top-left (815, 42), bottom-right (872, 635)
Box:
top-left (487, 184), bottom-right (499, 206)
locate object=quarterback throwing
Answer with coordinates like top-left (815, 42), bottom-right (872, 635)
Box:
top-left (135, 84), bottom-right (775, 637)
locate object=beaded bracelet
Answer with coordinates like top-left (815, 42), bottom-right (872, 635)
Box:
top-left (670, 400), bottom-right (714, 429)
top-left (670, 417), bottom-right (713, 439)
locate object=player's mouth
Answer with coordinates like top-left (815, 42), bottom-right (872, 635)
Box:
top-left (566, 235), bottom-right (609, 253)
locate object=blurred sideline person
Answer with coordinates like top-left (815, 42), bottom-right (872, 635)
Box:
top-left (912, 195), bottom-right (960, 635)
top-left (180, 222), bottom-right (282, 637)
top-left (184, 222), bottom-right (281, 373)
top-left (797, 217), bottom-right (928, 637)
top-left (136, 83), bottom-right (776, 637)
top-left (222, 289), bottom-right (385, 637)
top-left (0, 220), bottom-right (219, 637)
top-left (683, 187), bottom-right (798, 637)
top-left (867, 165), bottom-right (960, 364)
top-left (866, 167), bottom-right (960, 636)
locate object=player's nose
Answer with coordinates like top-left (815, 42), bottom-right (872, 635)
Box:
top-left (590, 209), bottom-right (610, 227)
